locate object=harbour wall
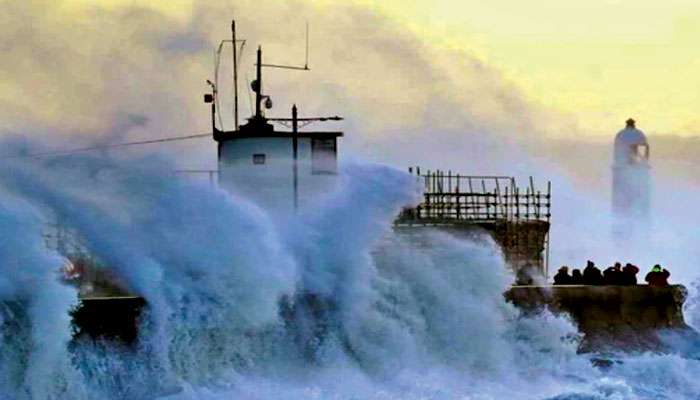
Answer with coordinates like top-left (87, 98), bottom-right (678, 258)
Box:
top-left (505, 284), bottom-right (693, 352)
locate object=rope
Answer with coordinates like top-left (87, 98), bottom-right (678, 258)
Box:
top-left (4, 133), bottom-right (211, 159)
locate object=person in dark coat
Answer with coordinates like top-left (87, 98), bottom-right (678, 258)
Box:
top-left (570, 269), bottom-right (584, 285)
top-left (553, 266), bottom-right (572, 285)
top-left (645, 264), bottom-right (671, 287)
top-left (622, 263), bottom-right (640, 285)
top-left (583, 261), bottom-right (603, 285)
top-left (603, 262), bottom-right (623, 285)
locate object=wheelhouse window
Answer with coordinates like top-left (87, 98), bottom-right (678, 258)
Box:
top-left (311, 138), bottom-right (337, 174)
top-left (252, 153), bottom-right (266, 165)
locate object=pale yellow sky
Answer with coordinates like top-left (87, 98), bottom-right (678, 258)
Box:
top-left (13, 0), bottom-right (700, 138)
top-left (364, 0), bottom-right (700, 137)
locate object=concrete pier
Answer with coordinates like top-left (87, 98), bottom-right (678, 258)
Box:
top-left (64, 285), bottom-right (693, 352)
top-left (505, 285), bottom-right (693, 352)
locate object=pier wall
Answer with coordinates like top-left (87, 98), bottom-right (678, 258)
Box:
top-left (505, 285), bottom-right (692, 352)
top-left (64, 285), bottom-right (693, 353)
top-left (394, 220), bottom-right (549, 276)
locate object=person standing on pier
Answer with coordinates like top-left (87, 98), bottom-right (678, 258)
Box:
top-left (553, 266), bottom-right (572, 285)
top-left (570, 269), bottom-right (584, 285)
top-left (603, 262), bottom-right (624, 285)
top-left (645, 265), bottom-right (670, 287)
top-left (583, 261), bottom-right (603, 285)
top-left (622, 263), bottom-right (640, 285)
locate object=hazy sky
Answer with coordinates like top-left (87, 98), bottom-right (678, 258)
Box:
top-left (192, 0), bottom-right (700, 137)
top-left (5, 0), bottom-right (699, 139)
top-left (3, 0), bottom-right (700, 277)
top-left (3, 0), bottom-right (700, 155)
top-left (368, 0), bottom-right (700, 137)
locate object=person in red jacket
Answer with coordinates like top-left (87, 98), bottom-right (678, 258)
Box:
top-left (644, 264), bottom-right (670, 287)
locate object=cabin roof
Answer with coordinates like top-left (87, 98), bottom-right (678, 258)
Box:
top-left (214, 130), bottom-right (343, 142)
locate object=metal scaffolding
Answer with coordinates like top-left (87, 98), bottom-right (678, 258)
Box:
top-left (397, 167), bottom-right (552, 278)
top-left (400, 167), bottom-right (551, 223)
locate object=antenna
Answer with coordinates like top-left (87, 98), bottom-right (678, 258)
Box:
top-left (211, 19), bottom-right (246, 131)
top-left (207, 21), bottom-right (312, 128)
top-left (259, 22), bottom-right (311, 71)
top-left (255, 46), bottom-right (263, 118)
top-left (232, 20), bottom-right (239, 131)
top-left (305, 21), bottom-right (309, 70)
top-left (214, 43), bottom-right (224, 130)
top-left (248, 23), bottom-right (310, 117)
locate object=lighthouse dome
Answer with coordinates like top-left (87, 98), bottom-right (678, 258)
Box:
top-left (614, 118), bottom-right (648, 165)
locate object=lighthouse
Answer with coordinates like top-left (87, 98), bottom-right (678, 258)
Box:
top-left (612, 118), bottom-right (650, 236)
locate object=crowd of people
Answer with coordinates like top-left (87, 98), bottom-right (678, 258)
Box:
top-left (552, 261), bottom-right (671, 287)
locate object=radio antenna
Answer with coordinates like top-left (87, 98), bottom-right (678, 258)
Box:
top-left (232, 20), bottom-right (239, 131)
top-left (259, 22), bottom-right (311, 71)
top-left (305, 21), bottom-right (309, 70)
top-left (212, 19), bottom-right (246, 131)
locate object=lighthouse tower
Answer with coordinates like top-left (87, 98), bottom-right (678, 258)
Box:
top-left (612, 118), bottom-right (650, 236)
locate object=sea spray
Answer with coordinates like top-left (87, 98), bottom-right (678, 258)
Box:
top-left (0, 150), bottom-right (698, 398)
top-left (0, 196), bottom-right (84, 399)
top-left (0, 153), bottom-right (593, 398)
top-left (288, 163), bottom-right (423, 367)
top-left (0, 153), bottom-right (299, 393)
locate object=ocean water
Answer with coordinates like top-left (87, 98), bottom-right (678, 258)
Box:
top-left (0, 155), bottom-right (697, 399)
